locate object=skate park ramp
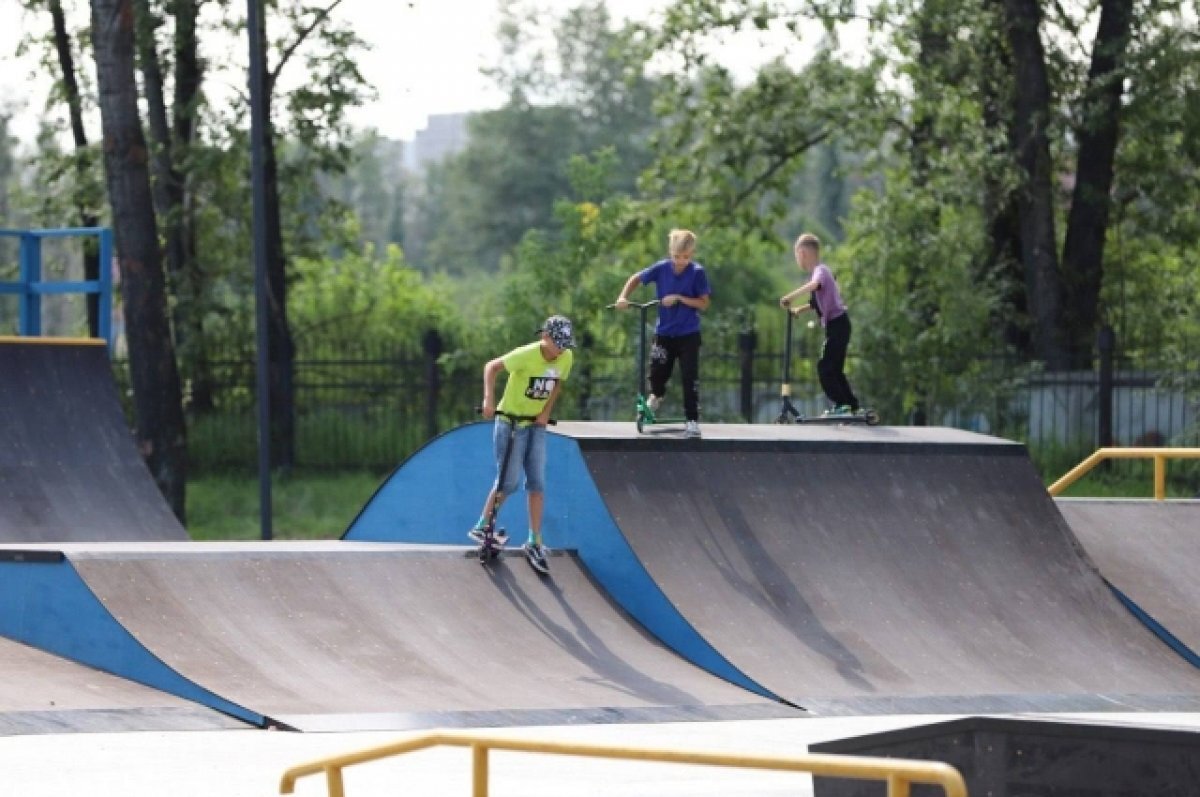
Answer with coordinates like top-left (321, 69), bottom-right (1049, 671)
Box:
top-left (0, 542), bottom-right (793, 732)
top-left (0, 635), bottom-right (246, 735)
top-left (347, 422), bottom-right (1200, 714)
top-left (0, 338), bottom-right (186, 542)
top-left (1058, 499), bottom-right (1200, 664)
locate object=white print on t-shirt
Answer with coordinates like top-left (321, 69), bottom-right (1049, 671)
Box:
top-left (525, 367), bottom-right (561, 400)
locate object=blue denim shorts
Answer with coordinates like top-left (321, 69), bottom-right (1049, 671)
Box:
top-left (492, 420), bottom-right (546, 495)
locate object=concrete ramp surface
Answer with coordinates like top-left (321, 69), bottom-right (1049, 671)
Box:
top-left (0, 636), bottom-right (244, 735)
top-left (583, 437), bottom-right (1200, 713)
top-left (349, 423), bottom-right (1200, 714)
top-left (1059, 499), bottom-right (1200, 661)
top-left (2, 543), bottom-right (790, 731)
top-left (0, 339), bottom-right (185, 542)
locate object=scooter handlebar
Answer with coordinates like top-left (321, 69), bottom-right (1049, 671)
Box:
top-left (606, 300), bottom-right (660, 309)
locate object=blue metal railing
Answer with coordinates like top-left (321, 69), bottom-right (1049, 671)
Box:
top-left (0, 227), bottom-right (114, 351)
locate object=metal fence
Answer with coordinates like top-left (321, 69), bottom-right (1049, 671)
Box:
top-left (114, 325), bottom-right (1199, 477)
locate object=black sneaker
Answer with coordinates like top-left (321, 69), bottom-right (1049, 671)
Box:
top-left (523, 542), bottom-right (550, 573)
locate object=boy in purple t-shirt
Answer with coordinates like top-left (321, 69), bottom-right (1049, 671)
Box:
top-left (779, 233), bottom-right (861, 416)
top-left (614, 229), bottom-right (712, 438)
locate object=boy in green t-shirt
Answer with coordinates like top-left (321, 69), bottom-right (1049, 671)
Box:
top-left (471, 315), bottom-right (575, 569)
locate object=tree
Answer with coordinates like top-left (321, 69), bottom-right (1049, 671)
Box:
top-left (1059, 0), bottom-right (1135, 362)
top-left (245, 0), bottom-right (372, 467)
top-left (410, 1), bottom-right (659, 275)
top-left (89, 0), bottom-right (187, 518)
top-left (21, 0), bottom-right (104, 334)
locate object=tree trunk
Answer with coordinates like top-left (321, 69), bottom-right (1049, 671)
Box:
top-left (173, 0), bottom-right (215, 412)
top-left (259, 11), bottom-right (296, 469)
top-left (132, 0), bottom-right (187, 311)
top-left (978, 11), bottom-right (1030, 355)
top-left (1060, 0), bottom-right (1134, 366)
top-left (999, 0), bottom-right (1069, 370)
top-left (49, 0), bottom-right (101, 336)
top-left (90, 0), bottom-right (187, 520)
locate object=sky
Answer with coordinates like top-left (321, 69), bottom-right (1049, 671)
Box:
top-left (0, 0), bottom-right (820, 146)
top-left (0, 0), bottom-right (664, 145)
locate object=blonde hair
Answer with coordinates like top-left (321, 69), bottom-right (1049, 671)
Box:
top-left (668, 229), bottom-right (697, 256)
top-left (794, 233), bottom-right (821, 252)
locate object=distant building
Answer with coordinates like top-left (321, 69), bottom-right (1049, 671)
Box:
top-left (405, 112), bottom-right (471, 173)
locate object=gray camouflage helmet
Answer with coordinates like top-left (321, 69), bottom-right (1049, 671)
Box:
top-left (539, 315), bottom-right (576, 350)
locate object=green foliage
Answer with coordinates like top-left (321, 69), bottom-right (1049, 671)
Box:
top-left (186, 471), bottom-right (381, 540)
top-left (839, 167), bottom-right (1010, 421)
top-left (288, 242), bottom-right (460, 350)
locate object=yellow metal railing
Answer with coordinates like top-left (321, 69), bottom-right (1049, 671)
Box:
top-left (1048, 447), bottom-right (1200, 500)
top-left (279, 730), bottom-right (968, 797)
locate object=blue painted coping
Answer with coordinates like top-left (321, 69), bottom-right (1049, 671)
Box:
top-left (345, 421), bottom-right (780, 701)
top-left (1105, 579), bottom-right (1200, 669)
top-left (0, 557), bottom-right (264, 726)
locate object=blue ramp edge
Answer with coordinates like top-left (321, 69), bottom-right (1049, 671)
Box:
top-left (1106, 580), bottom-right (1200, 669)
top-left (0, 558), bottom-right (265, 726)
top-left (345, 422), bottom-right (781, 702)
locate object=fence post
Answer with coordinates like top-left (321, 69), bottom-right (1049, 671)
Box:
top-left (1097, 325), bottom-right (1115, 449)
top-left (739, 329), bottom-right (757, 422)
top-left (18, 233), bottom-right (41, 335)
top-left (423, 329), bottom-right (442, 439)
top-left (577, 330), bottom-right (593, 420)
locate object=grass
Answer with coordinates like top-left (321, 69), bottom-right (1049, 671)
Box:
top-left (186, 471), bottom-right (386, 540)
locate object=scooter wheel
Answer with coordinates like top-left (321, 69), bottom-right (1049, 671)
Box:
top-left (636, 413), bottom-right (645, 434)
top-left (864, 409), bottom-right (881, 426)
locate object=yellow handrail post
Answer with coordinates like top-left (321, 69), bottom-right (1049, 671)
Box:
top-left (472, 743), bottom-right (489, 797)
top-left (888, 773), bottom-right (912, 797)
top-left (325, 765), bottom-right (345, 797)
top-left (1155, 455), bottom-right (1166, 500)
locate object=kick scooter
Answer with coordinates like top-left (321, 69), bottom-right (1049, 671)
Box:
top-left (775, 308), bottom-right (880, 426)
top-left (606, 299), bottom-right (688, 434)
top-left (473, 408), bottom-right (556, 574)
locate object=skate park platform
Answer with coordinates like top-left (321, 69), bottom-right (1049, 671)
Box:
top-left (347, 421), bottom-right (1200, 714)
top-left (0, 338), bottom-right (186, 542)
top-left (5, 336), bottom-right (1200, 794)
top-left (0, 542), bottom-right (790, 731)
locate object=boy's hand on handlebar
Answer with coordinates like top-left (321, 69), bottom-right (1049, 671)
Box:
top-left (662, 294), bottom-right (680, 307)
top-left (479, 399), bottom-right (495, 419)
top-left (613, 297), bottom-right (630, 310)
top-left (779, 296), bottom-right (791, 308)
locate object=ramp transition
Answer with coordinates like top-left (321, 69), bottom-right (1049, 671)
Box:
top-left (348, 422), bottom-right (1200, 714)
top-left (0, 635), bottom-right (245, 735)
top-left (1059, 499), bottom-right (1200, 665)
top-left (0, 338), bottom-right (185, 542)
top-left (0, 542), bottom-right (791, 731)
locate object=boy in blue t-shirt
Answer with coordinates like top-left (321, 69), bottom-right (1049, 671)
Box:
top-left (614, 229), bottom-right (712, 438)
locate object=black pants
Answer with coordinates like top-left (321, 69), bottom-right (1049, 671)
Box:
top-left (648, 332), bottom-right (701, 421)
top-left (818, 313), bottom-right (859, 410)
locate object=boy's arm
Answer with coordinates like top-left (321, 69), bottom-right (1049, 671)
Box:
top-left (480, 357), bottom-right (505, 419)
top-left (670, 294), bottom-right (710, 311)
top-left (613, 271), bottom-right (643, 309)
top-left (780, 277), bottom-right (820, 307)
top-left (536, 380), bottom-right (564, 426)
